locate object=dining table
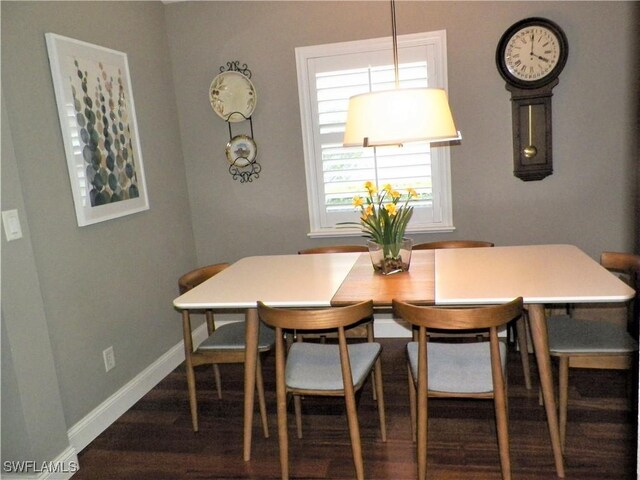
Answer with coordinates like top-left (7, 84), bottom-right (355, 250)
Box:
top-left (173, 244), bottom-right (635, 478)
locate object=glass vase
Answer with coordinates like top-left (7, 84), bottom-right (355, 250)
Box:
top-left (367, 238), bottom-right (413, 275)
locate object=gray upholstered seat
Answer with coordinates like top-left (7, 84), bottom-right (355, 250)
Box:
top-left (393, 297), bottom-right (523, 480)
top-left (178, 263), bottom-right (273, 434)
top-left (548, 315), bottom-right (637, 354)
top-left (408, 240), bottom-right (532, 391)
top-left (407, 340), bottom-right (507, 393)
top-left (286, 342), bottom-right (381, 391)
top-left (257, 300), bottom-right (385, 480)
top-left (199, 322), bottom-right (275, 352)
top-left (545, 251), bottom-right (640, 452)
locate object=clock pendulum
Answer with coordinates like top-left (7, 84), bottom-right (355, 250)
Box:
top-left (523, 105), bottom-right (537, 159)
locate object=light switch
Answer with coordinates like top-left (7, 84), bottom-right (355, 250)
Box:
top-left (2, 209), bottom-right (23, 241)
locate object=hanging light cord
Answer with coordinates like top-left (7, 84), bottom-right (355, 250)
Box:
top-left (390, 0), bottom-right (400, 87)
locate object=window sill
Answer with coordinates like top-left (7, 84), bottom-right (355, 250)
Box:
top-left (307, 224), bottom-right (456, 239)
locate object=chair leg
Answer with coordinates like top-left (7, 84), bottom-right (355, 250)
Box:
top-left (515, 317), bottom-right (532, 390)
top-left (213, 364), bottom-right (222, 399)
top-left (256, 355), bottom-right (269, 438)
top-left (407, 362), bottom-right (417, 442)
top-left (491, 343), bottom-right (512, 479)
top-left (558, 356), bottom-right (569, 453)
top-left (294, 395), bottom-right (303, 439)
top-left (416, 329), bottom-right (429, 480)
top-left (366, 322), bottom-right (377, 401)
top-left (416, 372), bottom-right (428, 480)
top-left (186, 364), bottom-right (199, 432)
top-left (206, 311), bottom-right (222, 399)
top-left (494, 384), bottom-right (512, 480)
top-left (373, 356), bottom-right (387, 441)
top-left (344, 381), bottom-right (365, 480)
top-left (335, 328), bottom-right (365, 480)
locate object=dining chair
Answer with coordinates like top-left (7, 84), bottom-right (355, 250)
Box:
top-left (547, 251), bottom-right (639, 451)
top-left (298, 244), bottom-right (378, 399)
top-left (257, 300), bottom-right (386, 480)
top-left (411, 240), bottom-right (532, 389)
top-left (297, 245), bottom-right (368, 254)
top-left (298, 245), bottom-right (371, 339)
top-left (393, 297), bottom-right (524, 480)
top-left (412, 240), bottom-right (495, 250)
top-left (178, 263), bottom-right (275, 434)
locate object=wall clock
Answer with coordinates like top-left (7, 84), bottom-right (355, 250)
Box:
top-left (496, 17), bottom-right (568, 181)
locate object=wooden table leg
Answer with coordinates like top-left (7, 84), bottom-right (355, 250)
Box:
top-left (243, 308), bottom-right (259, 461)
top-left (527, 303), bottom-right (565, 478)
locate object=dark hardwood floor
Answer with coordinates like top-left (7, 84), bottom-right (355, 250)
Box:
top-left (74, 339), bottom-right (637, 479)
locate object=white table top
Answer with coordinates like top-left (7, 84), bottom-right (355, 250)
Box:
top-left (173, 253), bottom-right (360, 309)
top-left (435, 244), bottom-right (635, 305)
top-left (173, 245), bottom-right (635, 310)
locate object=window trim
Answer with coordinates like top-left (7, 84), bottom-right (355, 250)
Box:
top-left (296, 30), bottom-right (455, 238)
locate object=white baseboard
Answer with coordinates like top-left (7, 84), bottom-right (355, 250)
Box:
top-left (372, 313), bottom-right (412, 338)
top-left (67, 323), bottom-right (209, 453)
top-left (1, 446), bottom-right (79, 480)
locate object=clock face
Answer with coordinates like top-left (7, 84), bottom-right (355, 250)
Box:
top-left (496, 18), bottom-right (568, 88)
top-left (504, 26), bottom-right (560, 81)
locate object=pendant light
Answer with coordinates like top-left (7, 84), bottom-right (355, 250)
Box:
top-left (343, 0), bottom-right (461, 148)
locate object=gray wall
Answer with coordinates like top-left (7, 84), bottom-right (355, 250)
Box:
top-left (1, 0), bottom-right (637, 471)
top-left (2, 98), bottom-right (70, 467)
top-left (1, 0), bottom-right (197, 463)
top-left (165, 1), bottom-right (638, 263)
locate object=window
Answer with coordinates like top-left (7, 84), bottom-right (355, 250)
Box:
top-left (296, 30), bottom-right (455, 237)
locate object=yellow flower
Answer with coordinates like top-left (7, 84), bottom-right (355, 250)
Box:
top-left (364, 204), bottom-right (374, 217)
top-left (343, 181), bottom-right (414, 248)
top-left (364, 181), bottom-right (377, 195)
top-left (360, 204), bottom-right (374, 221)
top-left (384, 203), bottom-right (397, 216)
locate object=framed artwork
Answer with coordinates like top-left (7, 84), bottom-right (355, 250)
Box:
top-left (46, 33), bottom-right (149, 227)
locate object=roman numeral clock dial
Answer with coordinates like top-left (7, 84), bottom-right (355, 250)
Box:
top-left (505, 27), bottom-right (560, 82)
top-left (496, 18), bottom-right (568, 181)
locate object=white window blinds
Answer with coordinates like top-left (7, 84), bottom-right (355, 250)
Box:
top-left (296, 31), bottom-right (454, 237)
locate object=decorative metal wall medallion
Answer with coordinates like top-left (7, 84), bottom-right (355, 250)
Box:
top-left (210, 60), bottom-right (261, 183)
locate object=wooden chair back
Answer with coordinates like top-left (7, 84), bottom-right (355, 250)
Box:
top-left (298, 245), bottom-right (367, 255)
top-left (413, 240), bottom-right (494, 250)
top-left (409, 240), bottom-right (530, 389)
top-left (600, 251), bottom-right (640, 279)
top-left (178, 263), bottom-right (230, 294)
top-left (177, 262), bottom-right (270, 436)
top-left (600, 252), bottom-right (640, 339)
top-left (258, 300), bottom-right (373, 332)
top-left (257, 300), bottom-right (381, 480)
top-left (392, 297), bottom-right (523, 480)
top-left (297, 247), bottom-right (371, 339)
top-left (548, 252), bottom-right (640, 450)
top-left (393, 297), bottom-right (523, 332)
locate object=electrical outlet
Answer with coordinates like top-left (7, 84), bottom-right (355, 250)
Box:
top-left (103, 346), bottom-right (116, 372)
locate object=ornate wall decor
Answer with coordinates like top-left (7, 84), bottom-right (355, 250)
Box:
top-left (46, 33), bottom-right (149, 226)
top-left (209, 61), bottom-right (261, 183)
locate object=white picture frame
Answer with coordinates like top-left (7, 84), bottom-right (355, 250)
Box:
top-left (46, 33), bottom-right (149, 227)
